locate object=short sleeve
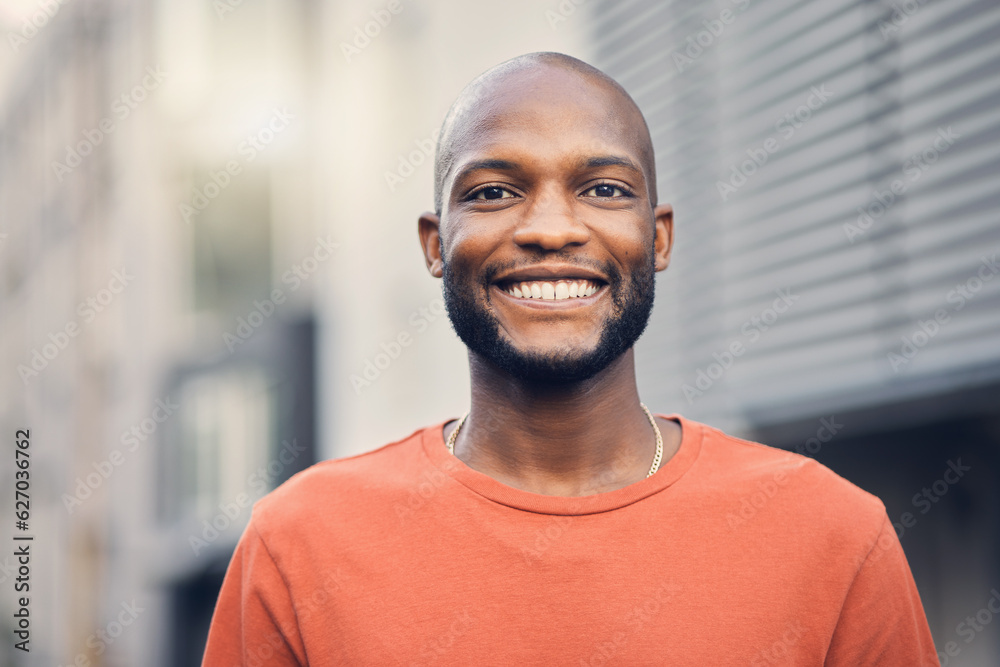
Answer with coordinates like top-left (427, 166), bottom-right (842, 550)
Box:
top-left (825, 512), bottom-right (939, 666)
top-left (202, 518), bottom-right (306, 667)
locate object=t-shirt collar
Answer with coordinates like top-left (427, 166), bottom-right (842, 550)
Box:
top-left (420, 413), bottom-right (703, 515)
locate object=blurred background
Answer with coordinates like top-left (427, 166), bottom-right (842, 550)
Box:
top-left (0, 0), bottom-right (997, 664)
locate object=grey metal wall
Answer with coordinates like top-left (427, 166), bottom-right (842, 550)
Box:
top-left (590, 0), bottom-right (1000, 434)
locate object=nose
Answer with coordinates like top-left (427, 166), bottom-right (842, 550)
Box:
top-left (512, 187), bottom-right (591, 251)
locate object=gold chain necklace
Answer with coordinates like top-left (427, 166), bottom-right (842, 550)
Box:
top-left (446, 402), bottom-right (664, 478)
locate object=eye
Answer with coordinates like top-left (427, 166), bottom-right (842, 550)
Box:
top-left (582, 183), bottom-right (631, 198)
top-left (471, 186), bottom-right (515, 201)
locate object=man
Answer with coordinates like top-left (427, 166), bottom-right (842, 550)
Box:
top-left (203, 53), bottom-right (938, 665)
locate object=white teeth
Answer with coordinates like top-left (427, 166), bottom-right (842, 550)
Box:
top-left (503, 279), bottom-right (601, 300)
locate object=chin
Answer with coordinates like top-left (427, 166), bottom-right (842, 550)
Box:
top-left (509, 337), bottom-right (600, 360)
top-left (482, 340), bottom-right (620, 384)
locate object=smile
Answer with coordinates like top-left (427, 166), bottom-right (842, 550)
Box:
top-left (497, 279), bottom-right (602, 301)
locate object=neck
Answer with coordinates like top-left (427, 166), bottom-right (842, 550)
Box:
top-left (450, 349), bottom-right (678, 496)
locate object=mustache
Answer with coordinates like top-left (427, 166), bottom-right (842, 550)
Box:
top-left (480, 257), bottom-right (623, 288)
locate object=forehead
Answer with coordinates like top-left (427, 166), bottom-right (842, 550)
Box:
top-left (446, 68), bottom-right (648, 182)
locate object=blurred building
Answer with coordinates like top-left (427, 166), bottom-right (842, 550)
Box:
top-left (0, 0), bottom-right (586, 665)
top-left (0, 0), bottom-right (324, 664)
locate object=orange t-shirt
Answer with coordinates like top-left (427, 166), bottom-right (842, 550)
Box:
top-left (202, 415), bottom-right (939, 666)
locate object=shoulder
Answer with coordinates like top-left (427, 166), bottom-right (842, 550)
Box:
top-left (693, 418), bottom-right (883, 510)
top-left (684, 418), bottom-right (887, 548)
top-left (250, 423), bottom-right (439, 536)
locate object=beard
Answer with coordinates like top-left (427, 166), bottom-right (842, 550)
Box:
top-left (441, 251), bottom-right (655, 384)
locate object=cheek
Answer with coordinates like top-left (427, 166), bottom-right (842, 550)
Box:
top-left (445, 220), bottom-right (511, 277)
top-left (592, 221), bottom-right (652, 265)
top-left (443, 226), bottom-right (484, 272)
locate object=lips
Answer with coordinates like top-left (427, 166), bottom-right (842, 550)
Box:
top-left (488, 263), bottom-right (609, 306)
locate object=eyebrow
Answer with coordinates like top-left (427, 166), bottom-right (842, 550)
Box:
top-left (584, 155), bottom-right (642, 172)
top-left (454, 155), bottom-right (641, 185)
top-left (452, 159), bottom-right (519, 184)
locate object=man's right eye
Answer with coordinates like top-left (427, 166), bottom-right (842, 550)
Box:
top-left (472, 186), bottom-right (514, 200)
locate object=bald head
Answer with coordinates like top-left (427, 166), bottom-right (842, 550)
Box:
top-left (432, 52), bottom-right (657, 216)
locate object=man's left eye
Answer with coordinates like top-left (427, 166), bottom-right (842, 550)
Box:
top-left (584, 184), bottom-right (627, 198)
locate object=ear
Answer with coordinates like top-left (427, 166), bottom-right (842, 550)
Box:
top-left (652, 203), bottom-right (674, 272)
top-left (418, 212), bottom-right (444, 278)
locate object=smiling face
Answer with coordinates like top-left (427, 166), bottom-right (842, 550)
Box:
top-left (419, 55), bottom-right (673, 383)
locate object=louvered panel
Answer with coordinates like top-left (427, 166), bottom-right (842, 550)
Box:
top-left (729, 326), bottom-right (887, 392)
top-left (740, 103), bottom-right (899, 192)
top-left (724, 21), bottom-right (871, 116)
top-left (904, 81), bottom-right (1000, 140)
top-left (915, 306), bottom-right (1000, 368)
top-left (727, 152), bottom-right (998, 304)
top-left (902, 30), bottom-right (1000, 98)
top-left (907, 211), bottom-right (998, 266)
top-left (594, 0), bottom-right (1000, 430)
top-left (730, 292), bottom-right (1000, 402)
